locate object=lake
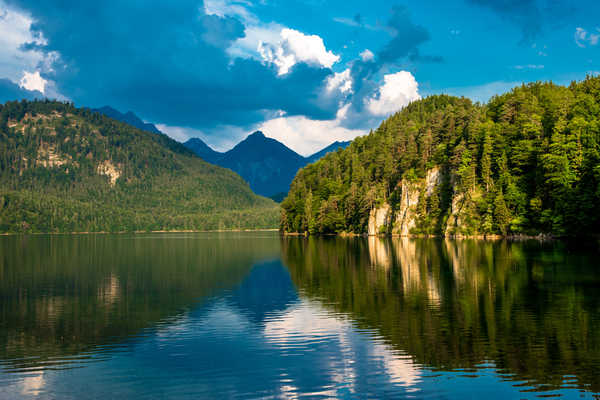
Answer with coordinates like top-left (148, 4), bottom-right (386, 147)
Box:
top-left (1, 232), bottom-right (599, 399)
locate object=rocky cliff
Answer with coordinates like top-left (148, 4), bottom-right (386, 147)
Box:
top-left (367, 167), bottom-right (478, 237)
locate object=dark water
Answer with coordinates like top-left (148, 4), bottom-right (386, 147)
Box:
top-left (1, 233), bottom-right (599, 399)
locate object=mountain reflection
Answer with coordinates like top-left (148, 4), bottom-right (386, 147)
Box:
top-left (282, 236), bottom-right (600, 393)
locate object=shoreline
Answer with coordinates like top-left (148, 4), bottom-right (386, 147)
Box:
top-left (283, 231), bottom-right (562, 241)
top-left (0, 228), bottom-right (280, 236)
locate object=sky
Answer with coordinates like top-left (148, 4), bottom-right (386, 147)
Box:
top-left (0, 0), bottom-right (598, 155)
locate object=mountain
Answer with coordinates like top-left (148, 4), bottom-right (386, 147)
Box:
top-left (281, 77), bottom-right (600, 237)
top-left (183, 137), bottom-right (223, 164)
top-left (0, 100), bottom-right (279, 233)
top-left (94, 106), bottom-right (162, 134)
top-left (305, 140), bottom-right (351, 164)
top-left (217, 131), bottom-right (307, 198)
top-left (184, 134), bottom-right (352, 198)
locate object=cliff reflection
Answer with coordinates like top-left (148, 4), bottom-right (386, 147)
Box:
top-left (281, 236), bottom-right (600, 393)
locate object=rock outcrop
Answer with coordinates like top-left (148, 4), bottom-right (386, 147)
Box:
top-left (392, 167), bottom-right (441, 236)
top-left (368, 203), bottom-right (391, 235)
top-left (97, 160), bottom-right (121, 186)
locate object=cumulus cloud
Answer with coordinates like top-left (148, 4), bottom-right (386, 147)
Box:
top-left (19, 70), bottom-right (46, 93)
top-left (575, 27), bottom-right (600, 48)
top-left (2, 0), bottom-right (342, 133)
top-left (258, 28), bottom-right (340, 75)
top-left (0, 2), bottom-right (56, 93)
top-left (366, 71), bottom-right (420, 116)
top-left (0, 77), bottom-right (42, 102)
top-left (326, 68), bottom-right (352, 94)
top-left (2, 0), bottom-right (433, 153)
top-left (257, 105), bottom-right (365, 156)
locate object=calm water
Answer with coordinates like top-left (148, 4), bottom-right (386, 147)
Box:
top-left (1, 233), bottom-right (599, 399)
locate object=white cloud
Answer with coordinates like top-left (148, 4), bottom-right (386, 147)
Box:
top-left (575, 27), bottom-right (600, 48)
top-left (156, 123), bottom-right (249, 152)
top-left (258, 28), bottom-right (340, 75)
top-left (0, 3), bottom-right (48, 82)
top-left (366, 71), bottom-right (420, 117)
top-left (257, 105), bottom-right (365, 156)
top-left (359, 49), bottom-right (374, 62)
top-left (19, 70), bottom-right (47, 93)
top-left (326, 68), bottom-right (352, 94)
top-left (227, 22), bottom-right (284, 60)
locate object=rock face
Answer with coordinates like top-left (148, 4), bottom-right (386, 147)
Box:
top-left (368, 167), bottom-right (475, 236)
top-left (389, 167), bottom-right (441, 236)
top-left (97, 160), bottom-right (121, 186)
top-left (445, 192), bottom-right (465, 236)
top-left (368, 203), bottom-right (391, 235)
top-left (425, 167), bottom-right (441, 196)
top-left (393, 179), bottom-right (421, 236)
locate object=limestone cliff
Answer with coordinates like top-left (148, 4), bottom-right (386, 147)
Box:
top-left (368, 203), bottom-right (391, 235)
top-left (366, 166), bottom-right (486, 236)
top-left (392, 167), bottom-right (441, 236)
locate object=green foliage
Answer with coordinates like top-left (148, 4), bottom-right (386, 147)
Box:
top-left (0, 100), bottom-right (279, 232)
top-left (282, 77), bottom-right (600, 236)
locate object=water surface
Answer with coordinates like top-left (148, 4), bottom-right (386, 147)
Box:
top-left (1, 233), bottom-right (599, 399)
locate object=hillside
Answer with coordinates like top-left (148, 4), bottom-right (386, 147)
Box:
top-left (281, 77), bottom-right (600, 237)
top-left (0, 100), bottom-right (279, 233)
top-left (184, 133), bottom-right (351, 198)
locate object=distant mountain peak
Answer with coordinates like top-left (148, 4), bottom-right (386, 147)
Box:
top-left (249, 130), bottom-right (265, 138)
top-left (184, 131), bottom-right (352, 198)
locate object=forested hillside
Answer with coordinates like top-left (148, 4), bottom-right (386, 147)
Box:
top-left (0, 100), bottom-right (279, 233)
top-left (282, 77), bottom-right (600, 237)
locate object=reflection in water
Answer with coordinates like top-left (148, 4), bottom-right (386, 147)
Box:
top-left (283, 236), bottom-right (600, 395)
top-left (0, 233), bottom-right (599, 398)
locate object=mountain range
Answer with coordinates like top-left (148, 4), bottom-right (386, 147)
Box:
top-left (184, 133), bottom-right (350, 199)
top-left (96, 106), bottom-right (351, 200)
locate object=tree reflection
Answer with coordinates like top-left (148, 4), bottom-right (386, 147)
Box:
top-left (281, 236), bottom-right (600, 393)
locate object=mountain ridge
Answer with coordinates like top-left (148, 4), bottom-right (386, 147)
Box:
top-left (94, 105), bottom-right (163, 134)
top-left (184, 133), bottom-right (351, 198)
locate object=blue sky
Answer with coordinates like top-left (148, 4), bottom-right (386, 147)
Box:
top-left (0, 0), bottom-right (598, 154)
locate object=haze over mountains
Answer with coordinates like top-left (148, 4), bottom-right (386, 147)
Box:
top-left (95, 106), bottom-right (350, 199)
